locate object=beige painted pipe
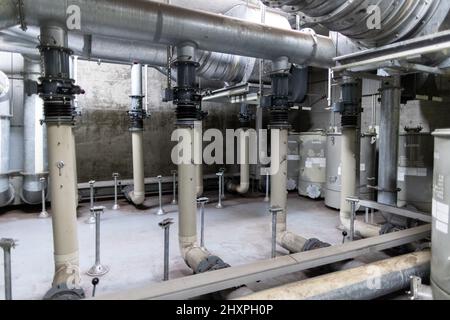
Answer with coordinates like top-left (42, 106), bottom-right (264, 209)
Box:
top-left (178, 126), bottom-right (209, 270)
top-left (129, 131), bottom-right (145, 205)
top-left (239, 251), bottom-right (430, 300)
top-left (340, 128), bottom-right (380, 238)
top-left (47, 124), bottom-right (81, 287)
top-left (194, 121), bottom-right (203, 197)
top-left (227, 129), bottom-right (250, 194)
top-left (270, 129), bottom-right (309, 250)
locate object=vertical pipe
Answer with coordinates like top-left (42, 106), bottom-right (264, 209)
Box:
top-left (47, 124), bottom-right (80, 287)
top-left (21, 57), bottom-right (48, 204)
top-left (194, 121), bottom-right (203, 197)
top-left (378, 76), bottom-right (401, 206)
top-left (131, 131), bottom-right (145, 204)
top-left (0, 70), bottom-right (14, 207)
top-left (128, 63), bottom-right (146, 206)
top-left (271, 129), bottom-right (288, 235)
top-left (340, 127), bottom-right (357, 228)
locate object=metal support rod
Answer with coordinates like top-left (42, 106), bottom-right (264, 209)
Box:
top-left (159, 218), bottom-right (174, 281)
top-left (197, 197), bottom-right (209, 249)
top-left (264, 171), bottom-right (270, 202)
top-left (0, 238), bottom-right (16, 301)
top-left (171, 170), bottom-right (177, 205)
top-left (216, 172), bottom-right (223, 209)
top-left (219, 168), bottom-right (226, 199)
top-left (85, 180), bottom-right (96, 224)
top-left (87, 206), bottom-right (109, 277)
top-left (112, 173), bottom-right (120, 210)
top-left (269, 206), bottom-right (283, 259)
top-left (156, 175), bottom-right (167, 216)
top-left (39, 177), bottom-right (48, 218)
top-left (349, 200), bottom-right (356, 241)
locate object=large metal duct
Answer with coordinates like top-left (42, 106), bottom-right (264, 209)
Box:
top-left (0, 70), bottom-right (14, 207)
top-left (0, 0), bottom-right (335, 68)
top-left (263, 0), bottom-right (450, 48)
top-left (1, 2), bottom-right (290, 83)
top-left (20, 57), bottom-right (48, 205)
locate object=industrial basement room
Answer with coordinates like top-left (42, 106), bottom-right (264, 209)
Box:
top-left (0, 0), bottom-right (450, 306)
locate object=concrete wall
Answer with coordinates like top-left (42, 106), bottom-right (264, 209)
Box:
top-left (75, 60), bottom-right (241, 183)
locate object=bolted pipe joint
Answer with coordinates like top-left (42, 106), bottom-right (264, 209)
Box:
top-left (333, 77), bottom-right (362, 128)
top-left (36, 26), bottom-right (85, 125)
top-left (129, 63), bottom-right (149, 131)
top-left (169, 44), bottom-right (202, 126)
top-left (263, 57), bottom-right (292, 129)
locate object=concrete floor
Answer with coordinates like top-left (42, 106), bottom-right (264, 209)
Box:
top-left (0, 192), bottom-right (387, 300)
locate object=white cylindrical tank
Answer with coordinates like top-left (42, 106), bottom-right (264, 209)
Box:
top-left (430, 129), bottom-right (450, 300)
top-left (287, 132), bottom-right (300, 191)
top-left (298, 131), bottom-right (327, 199)
top-left (325, 132), bottom-right (377, 209)
top-left (397, 131), bottom-right (434, 213)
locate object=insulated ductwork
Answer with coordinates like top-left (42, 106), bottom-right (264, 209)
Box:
top-left (263, 0), bottom-right (450, 48)
top-left (0, 70), bottom-right (14, 207)
top-left (0, 0), bottom-right (335, 68)
top-left (240, 251), bottom-right (431, 300)
top-left (21, 57), bottom-right (48, 205)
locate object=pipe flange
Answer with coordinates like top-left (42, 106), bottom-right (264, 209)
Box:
top-left (43, 283), bottom-right (85, 300)
top-left (194, 255), bottom-right (230, 274)
top-left (302, 238), bottom-right (331, 252)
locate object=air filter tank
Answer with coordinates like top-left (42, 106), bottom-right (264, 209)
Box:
top-left (324, 131), bottom-right (377, 209)
top-left (430, 129), bottom-right (450, 300)
top-left (397, 128), bottom-right (434, 213)
top-left (298, 131), bottom-right (327, 199)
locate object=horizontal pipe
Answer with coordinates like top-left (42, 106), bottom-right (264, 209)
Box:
top-left (1, 0), bottom-right (335, 67)
top-left (239, 251), bottom-right (431, 300)
top-left (94, 225), bottom-right (431, 300)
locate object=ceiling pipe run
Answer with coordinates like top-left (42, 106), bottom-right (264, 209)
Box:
top-left (0, 0), bottom-right (336, 68)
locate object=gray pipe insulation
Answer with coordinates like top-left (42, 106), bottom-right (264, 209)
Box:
top-left (239, 250), bottom-right (431, 300)
top-left (0, 70), bottom-right (14, 207)
top-left (0, 2), bottom-right (293, 83)
top-left (263, 0), bottom-right (450, 48)
top-left (21, 57), bottom-right (48, 205)
top-left (0, 0), bottom-right (336, 68)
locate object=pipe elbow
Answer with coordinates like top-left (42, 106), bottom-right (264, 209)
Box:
top-left (196, 185), bottom-right (204, 197)
top-left (21, 175), bottom-right (47, 205)
top-left (129, 191), bottom-right (145, 206)
top-left (226, 181), bottom-right (250, 194)
top-left (0, 182), bottom-right (15, 207)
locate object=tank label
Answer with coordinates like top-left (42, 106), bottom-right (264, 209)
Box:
top-left (434, 175), bottom-right (445, 201)
top-left (337, 164), bottom-right (365, 176)
top-left (433, 199), bottom-right (449, 234)
top-left (288, 155), bottom-right (300, 161)
top-left (436, 220), bottom-right (448, 234)
top-left (305, 157), bottom-right (326, 168)
top-left (434, 152), bottom-right (440, 160)
top-left (397, 167), bottom-right (428, 182)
